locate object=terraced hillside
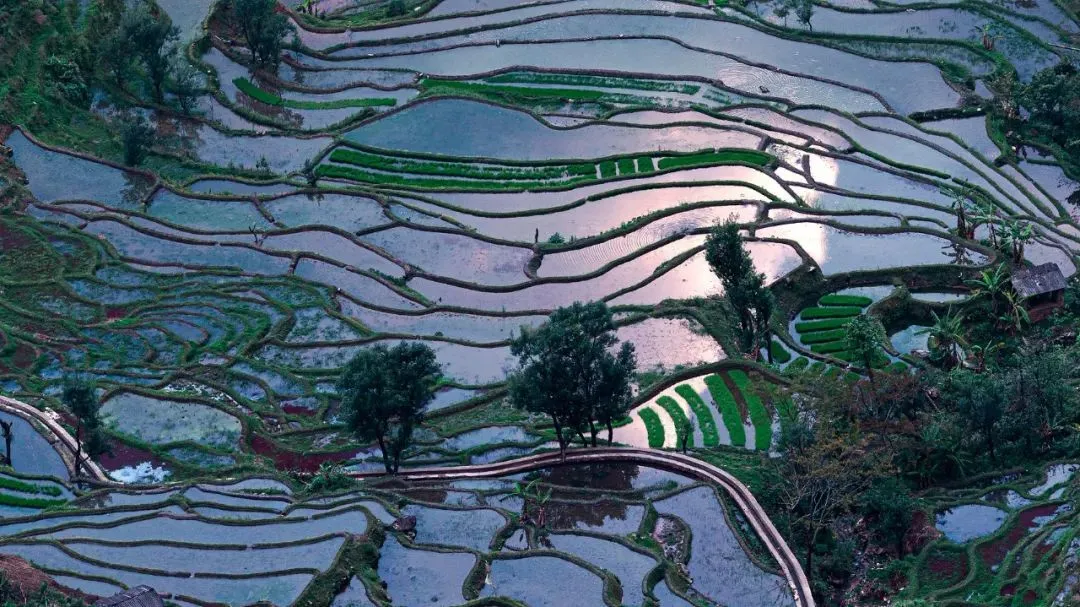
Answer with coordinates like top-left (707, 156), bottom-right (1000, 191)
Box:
top-left (0, 0), bottom-right (1079, 604)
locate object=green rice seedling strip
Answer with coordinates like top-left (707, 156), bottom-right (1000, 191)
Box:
top-left (0, 493), bottom-right (65, 509)
top-left (702, 376), bottom-right (746, 448)
top-left (673, 385), bottom-right (719, 448)
top-left (818, 294), bottom-right (872, 307)
top-left (810, 341), bottom-right (848, 355)
top-left (616, 158), bottom-right (636, 176)
top-left (656, 149), bottom-right (773, 171)
top-left (769, 339), bottom-right (791, 363)
top-left (329, 148), bottom-right (593, 180)
top-left (0, 475), bottom-right (63, 496)
top-left (800, 306), bottom-right (863, 320)
top-left (656, 396), bottom-right (692, 449)
top-left (639, 407), bottom-right (665, 448)
top-left (794, 318), bottom-right (853, 333)
top-left (798, 329), bottom-right (847, 345)
top-left (635, 157), bottom-right (653, 172)
top-left (598, 161), bottom-right (617, 179)
top-left (233, 78), bottom-right (395, 109)
top-left (421, 78), bottom-right (610, 101)
top-left (317, 163), bottom-right (592, 191)
top-left (486, 72), bottom-right (700, 94)
top-left (728, 370), bottom-right (772, 451)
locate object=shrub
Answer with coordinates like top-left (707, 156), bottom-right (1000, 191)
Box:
top-left (800, 306), bottom-right (863, 320)
top-left (702, 376), bottom-right (746, 448)
top-left (729, 370), bottom-right (772, 451)
top-left (818, 294), bottom-right (873, 307)
top-left (639, 408), bottom-right (665, 448)
top-left (673, 385), bottom-right (718, 447)
top-left (787, 356), bottom-right (810, 370)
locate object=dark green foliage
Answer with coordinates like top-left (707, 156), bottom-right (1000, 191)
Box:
top-left (508, 302), bottom-right (637, 452)
top-left (302, 462), bottom-right (356, 495)
top-left (859, 478), bottom-right (916, 553)
top-left (799, 329), bottom-right (847, 345)
top-left (616, 157), bottom-right (635, 175)
top-left (119, 113), bottom-right (155, 166)
top-left (62, 375), bottom-right (106, 477)
top-left (337, 342), bottom-right (440, 474)
top-left (769, 339), bottom-right (792, 363)
top-left (170, 55), bottom-right (202, 114)
top-left (229, 0), bottom-right (291, 67)
top-left (599, 161), bottom-right (617, 178)
top-left (0, 571), bottom-right (89, 606)
top-left (387, 0), bottom-right (407, 16)
top-left (705, 220), bottom-right (775, 357)
top-left (845, 315), bottom-right (887, 378)
top-left (121, 3), bottom-right (179, 102)
top-left (1018, 63), bottom-right (1080, 156)
top-left (0, 475), bottom-right (62, 497)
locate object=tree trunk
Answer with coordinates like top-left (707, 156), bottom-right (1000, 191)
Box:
top-left (765, 328), bottom-right (773, 364)
top-left (805, 527), bottom-right (819, 575)
top-left (376, 435), bottom-right (392, 475)
top-left (553, 419), bottom-right (567, 460)
top-left (606, 421), bottom-right (614, 446)
top-left (588, 420), bottom-right (598, 448)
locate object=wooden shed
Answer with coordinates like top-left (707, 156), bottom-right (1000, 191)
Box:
top-left (93, 586), bottom-right (164, 607)
top-left (1011, 262), bottom-right (1067, 322)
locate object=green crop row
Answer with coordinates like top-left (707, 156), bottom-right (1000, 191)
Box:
top-left (0, 475), bottom-right (63, 496)
top-left (769, 339), bottom-right (792, 363)
top-left (0, 492), bottom-right (66, 509)
top-left (818, 294), bottom-right (873, 307)
top-left (316, 163), bottom-right (592, 191)
top-left (674, 385), bottom-right (719, 447)
top-left (701, 376), bottom-right (746, 448)
top-left (656, 149), bottom-right (773, 171)
top-left (800, 306), bottom-right (863, 320)
top-left (639, 407), bottom-right (665, 448)
top-left (599, 161), bottom-right (617, 179)
top-left (329, 148), bottom-right (592, 181)
top-left (794, 317), bottom-right (853, 333)
top-left (635, 157), bottom-right (653, 172)
top-left (799, 329), bottom-right (847, 345)
top-left (422, 78), bottom-right (621, 103)
top-left (810, 341), bottom-right (849, 355)
top-left (486, 72), bottom-right (701, 94)
top-left (729, 370), bottom-right (772, 451)
top-left (656, 396), bottom-right (692, 449)
top-left (617, 158), bottom-right (636, 176)
top-left (233, 78), bottom-right (396, 110)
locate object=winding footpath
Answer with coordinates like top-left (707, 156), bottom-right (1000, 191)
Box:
top-left (353, 447), bottom-right (815, 607)
top-left (0, 395), bottom-right (110, 483)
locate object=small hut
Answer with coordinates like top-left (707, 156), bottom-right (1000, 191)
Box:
top-left (93, 586), bottom-right (164, 607)
top-left (1011, 262), bottom-right (1067, 322)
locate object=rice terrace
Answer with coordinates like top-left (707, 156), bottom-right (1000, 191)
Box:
top-left (0, 0), bottom-right (1079, 605)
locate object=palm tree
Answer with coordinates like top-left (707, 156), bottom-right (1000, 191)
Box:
top-left (917, 310), bottom-right (967, 369)
top-left (946, 188), bottom-right (976, 239)
top-left (965, 263), bottom-right (1010, 313)
top-left (1000, 219), bottom-right (1034, 263)
top-left (970, 199), bottom-right (1000, 248)
top-left (974, 23), bottom-right (1001, 50)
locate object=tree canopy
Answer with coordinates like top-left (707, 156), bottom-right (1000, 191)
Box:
top-left (337, 342), bottom-right (441, 474)
top-left (230, 0), bottom-right (292, 67)
top-left (508, 301), bottom-right (637, 454)
top-left (705, 219), bottom-right (775, 359)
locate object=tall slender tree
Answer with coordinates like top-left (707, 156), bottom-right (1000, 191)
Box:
top-left (230, 0), bottom-right (292, 67)
top-left (705, 220), bottom-right (775, 359)
top-left (845, 314), bottom-right (887, 386)
top-left (63, 376), bottom-right (105, 478)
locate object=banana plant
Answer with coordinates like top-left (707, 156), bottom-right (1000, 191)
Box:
top-left (965, 263), bottom-right (1010, 313)
top-left (917, 310), bottom-right (968, 369)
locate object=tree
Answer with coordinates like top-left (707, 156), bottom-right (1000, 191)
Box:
top-left (230, 0), bottom-right (292, 67)
top-left (917, 309), bottom-right (967, 369)
top-left (844, 314), bottom-right (887, 385)
top-left (119, 114), bottom-right (155, 166)
top-left (122, 4), bottom-right (179, 102)
top-left (705, 220), bottom-right (775, 359)
top-left (100, 29), bottom-right (135, 88)
top-left (337, 343), bottom-right (440, 474)
top-left (388, 0), bottom-right (407, 17)
top-left (170, 55), bottom-right (202, 114)
top-left (0, 419), bottom-right (12, 467)
top-left (509, 302), bottom-right (637, 454)
top-left (859, 477), bottom-right (915, 554)
top-left (795, 0), bottom-right (814, 30)
top-left (939, 368), bottom-right (1007, 464)
top-left (966, 263), bottom-right (1009, 314)
top-left (999, 218), bottom-right (1033, 263)
top-left (1018, 62), bottom-right (1080, 152)
top-left (679, 414), bottom-right (695, 453)
top-left (63, 376), bottom-right (105, 478)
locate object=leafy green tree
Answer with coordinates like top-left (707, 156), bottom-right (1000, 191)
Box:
top-left (119, 113), bottom-right (155, 166)
top-left (795, 0), bottom-right (814, 30)
top-left (337, 343), bottom-right (440, 474)
top-left (122, 3), bottom-right (179, 102)
top-left (388, 0), bottom-right (407, 17)
top-left (844, 314), bottom-right (887, 385)
top-left (170, 55), bottom-right (202, 114)
top-left (917, 309), bottom-right (967, 369)
top-left (939, 368), bottom-right (1007, 464)
top-left (1018, 62), bottom-right (1080, 154)
top-left (859, 477), bottom-right (915, 554)
top-left (62, 376), bottom-right (106, 477)
top-left (509, 302), bottom-right (637, 453)
top-left (1006, 347), bottom-right (1080, 453)
top-left (100, 28), bottom-right (135, 88)
top-left (0, 419), bottom-right (12, 467)
top-left (705, 220), bottom-right (775, 359)
top-left (230, 0), bottom-right (292, 67)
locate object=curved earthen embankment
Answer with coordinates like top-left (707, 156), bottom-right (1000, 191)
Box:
top-left (352, 447), bottom-right (815, 607)
top-left (0, 395), bottom-right (110, 483)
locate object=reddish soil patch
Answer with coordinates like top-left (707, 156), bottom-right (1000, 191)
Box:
top-left (282, 404), bottom-right (317, 416)
top-left (978, 503), bottom-right (1062, 568)
top-left (0, 223), bottom-right (33, 251)
top-left (1001, 583), bottom-right (1017, 597)
top-left (250, 434), bottom-right (353, 473)
top-left (9, 342), bottom-right (37, 369)
top-left (98, 439), bottom-right (165, 471)
top-left (925, 550), bottom-right (969, 586)
top-left (1022, 589), bottom-right (1037, 605)
top-left (105, 306), bottom-right (129, 320)
top-left (0, 554), bottom-right (99, 602)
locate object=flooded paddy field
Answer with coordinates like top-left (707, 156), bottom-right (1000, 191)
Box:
top-left (1, 0), bottom-right (1079, 603)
